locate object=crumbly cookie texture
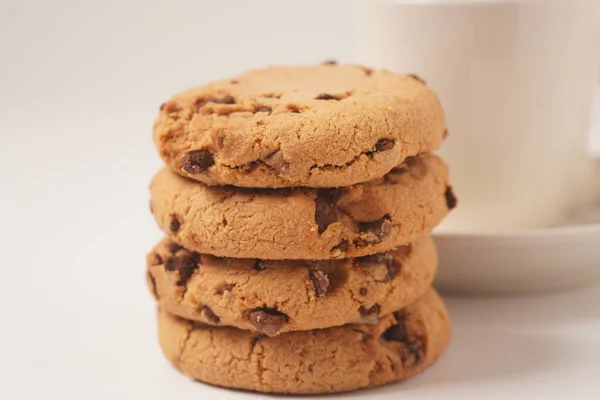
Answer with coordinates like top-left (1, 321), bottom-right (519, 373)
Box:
top-left (149, 154), bottom-right (455, 260)
top-left (153, 63), bottom-right (446, 188)
top-left (157, 289), bottom-right (451, 394)
top-left (146, 235), bottom-right (436, 335)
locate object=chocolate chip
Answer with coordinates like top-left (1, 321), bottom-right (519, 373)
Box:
top-left (383, 311), bottom-right (409, 342)
top-left (181, 150), bottom-right (214, 175)
top-left (159, 103), bottom-right (165, 111)
top-left (317, 188), bottom-right (346, 205)
top-left (216, 283), bottom-right (235, 295)
top-left (169, 214), bottom-right (182, 233)
top-left (199, 305), bottom-right (220, 324)
top-left (323, 59), bottom-right (338, 65)
top-left (315, 198), bottom-right (340, 234)
top-left (230, 80), bottom-right (239, 84)
top-left (358, 304), bottom-right (380, 323)
top-left (443, 128), bottom-right (449, 139)
top-left (190, 251), bottom-right (202, 265)
top-left (384, 313), bottom-right (425, 364)
top-left (264, 150), bottom-right (290, 175)
top-left (247, 308), bottom-right (289, 336)
top-left (252, 260), bottom-right (266, 271)
top-left (355, 253), bottom-right (397, 282)
top-left (445, 186), bottom-right (457, 210)
top-left (407, 74), bottom-right (426, 84)
top-left (315, 93), bottom-right (339, 100)
top-left (238, 161), bottom-right (258, 174)
top-left (388, 167), bottom-right (409, 175)
top-left (404, 156), bottom-right (419, 167)
top-left (194, 95), bottom-right (236, 111)
top-left (357, 215), bottom-right (392, 243)
top-left (375, 139), bottom-right (395, 152)
top-left (147, 271), bottom-right (159, 300)
top-left (308, 264), bottom-right (329, 297)
top-left (167, 241), bottom-right (183, 253)
top-left (359, 66), bottom-right (373, 76)
top-left (286, 104), bottom-right (301, 113)
top-left (254, 105), bottom-right (272, 113)
top-left (165, 255), bottom-right (198, 286)
top-left (149, 200), bottom-right (153, 214)
top-left (402, 341), bottom-right (425, 365)
top-left (147, 252), bottom-right (163, 266)
top-left (332, 240), bottom-right (349, 253)
top-left (359, 287), bottom-right (367, 296)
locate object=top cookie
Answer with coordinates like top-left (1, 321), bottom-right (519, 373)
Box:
top-left (154, 63), bottom-right (446, 188)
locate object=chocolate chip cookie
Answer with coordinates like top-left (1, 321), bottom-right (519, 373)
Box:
top-left (147, 235), bottom-right (436, 335)
top-left (154, 63), bottom-right (446, 188)
top-left (149, 154), bottom-right (455, 260)
top-left (157, 288), bottom-right (451, 394)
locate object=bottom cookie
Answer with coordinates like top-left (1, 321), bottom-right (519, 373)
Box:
top-left (157, 289), bottom-right (451, 394)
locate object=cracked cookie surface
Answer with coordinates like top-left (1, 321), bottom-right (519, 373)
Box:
top-left (157, 288), bottom-right (451, 394)
top-left (147, 235), bottom-right (436, 335)
top-left (149, 154), bottom-right (454, 260)
top-left (153, 63), bottom-right (446, 188)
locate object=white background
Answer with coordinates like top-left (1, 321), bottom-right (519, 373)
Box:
top-left (1, 1), bottom-right (599, 399)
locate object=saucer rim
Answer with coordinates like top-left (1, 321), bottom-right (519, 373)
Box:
top-left (434, 221), bottom-right (600, 240)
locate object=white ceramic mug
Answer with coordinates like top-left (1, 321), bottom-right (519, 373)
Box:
top-left (355, 0), bottom-right (600, 232)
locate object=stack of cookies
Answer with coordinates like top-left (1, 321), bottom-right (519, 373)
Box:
top-left (147, 63), bottom-right (456, 394)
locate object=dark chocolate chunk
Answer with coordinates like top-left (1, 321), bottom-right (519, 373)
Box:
top-left (375, 139), bottom-right (395, 152)
top-left (247, 308), bottom-right (289, 336)
top-left (264, 150), bottom-right (290, 174)
top-left (308, 264), bottom-right (329, 297)
top-left (169, 214), bottom-right (182, 233)
top-left (382, 311), bottom-right (409, 342)
top-left (315, 93), bottom-right (338, 100)
top-left (165, 255), bottom-right (198, 286)
top-left (404, 156), bottom-right (419, 167)
top-left (194, 95), bottom-right (236, 111)
top-left (407, 74), bottom-right (426, 84)
top-left (332, 240), bottom-right (349, 253)
top-left (166, 241), bottom-right (183, 253)
top-left (254, 105), bottom-right (272, 113)
top-left (359, 287), bottom-right (367, 296)
top-left (402, 341), bottom-right (425, 365)
top-left (360, 66), bottom-right (373, 76)
top-left (358, 304), bottom-right (381, 323)
top-left (181, 150), bottom-right (215, 174)
top-left (216, 283), bottom-right (235, 295)
top-left (252, 260), bottom-right (266, 271)
top-left (355, 252), bottom-right (397, 282)
top-left (199, 305), bottom-right (220, 324)
top-left (445, 186), bottom-right (457, 210)
top-left (358, 215), bottom-right (392, 243)
top-left (315, 198), bottom-right (340, 234)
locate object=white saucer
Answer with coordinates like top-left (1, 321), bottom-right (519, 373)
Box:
top-left (433, 206), bottom-right (600, 295)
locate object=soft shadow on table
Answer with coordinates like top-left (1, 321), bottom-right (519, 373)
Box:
top-left (342, 328), bottom-right (565, 398)
top-left (442, 282), bottom-right (600, 326)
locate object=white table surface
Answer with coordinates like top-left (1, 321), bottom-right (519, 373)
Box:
top-left (1, 1), bottom-right (600, 399)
